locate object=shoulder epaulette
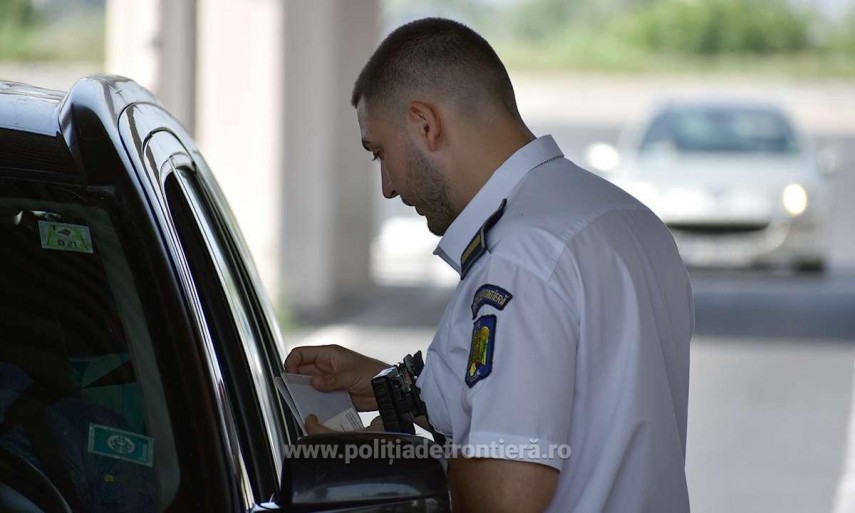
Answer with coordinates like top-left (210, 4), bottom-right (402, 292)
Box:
top-left (460, 198), bottom-right (507, 279)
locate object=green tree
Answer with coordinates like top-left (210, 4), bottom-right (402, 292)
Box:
top-left (0, 0), bottom-right (36, 27)
top-left (511, 0), bottom-right (575, 41)
top-left (625, 0), bottom-right (812, 55)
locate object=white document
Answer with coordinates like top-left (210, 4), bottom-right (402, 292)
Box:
top-left (274, 373), bottom-right (363, 433)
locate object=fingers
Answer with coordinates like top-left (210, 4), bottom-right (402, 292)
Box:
top-left (284, 345), bottom-right (386, 403)
top-left (304, 414), bottom-right (336, 435)
top-left (305, 414), bottom-right (386, 435)
top-left (283, 346), bottom-right (315, 373)
top-left (297, 364), bottom-right (319, 375)
top-left (283, 345), bottom-right (336, 374)
top-left (310, 371), bottom-right (354, 392)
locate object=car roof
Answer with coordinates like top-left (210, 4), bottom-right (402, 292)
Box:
top-left (0, 81), bottom-right (66, 131)
top-left (655, 99), bottom-right (789, 115)
top-left (0, 76), bottom-right (159, 183)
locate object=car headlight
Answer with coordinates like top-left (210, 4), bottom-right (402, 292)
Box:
top-left (782, 183), bottom-right (808, 216)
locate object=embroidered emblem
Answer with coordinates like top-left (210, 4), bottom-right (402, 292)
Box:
top-left (465, 315), bottom-right (496, 388)
top-left (460, 199), bottom-right (507, 279)
top-left (471, 284), bottom-right (513, 319)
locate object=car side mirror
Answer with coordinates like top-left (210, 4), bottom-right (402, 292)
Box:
top-left (253, 432), bottom-right (450, 512)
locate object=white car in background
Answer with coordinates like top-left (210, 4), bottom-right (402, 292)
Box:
top-left (587, 101), bottom-right (835, 271)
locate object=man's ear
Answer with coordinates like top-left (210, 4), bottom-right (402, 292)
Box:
top-left (407, 101), bottom-right (441, 152)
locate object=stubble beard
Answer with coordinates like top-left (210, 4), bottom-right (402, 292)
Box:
top-left (404, 140), bottom-right (457, 236)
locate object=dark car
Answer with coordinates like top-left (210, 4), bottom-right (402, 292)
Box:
top-left (0, 76), bottom-right (448, 513)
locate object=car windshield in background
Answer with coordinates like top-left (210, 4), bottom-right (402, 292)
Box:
top-left (639, 106), bottom-right (800, 155)
top-left (0, 183), bottom-right (176, 513)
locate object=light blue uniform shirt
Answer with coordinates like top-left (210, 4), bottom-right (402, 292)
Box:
top-left (417, 135), bottom-right (694, 512)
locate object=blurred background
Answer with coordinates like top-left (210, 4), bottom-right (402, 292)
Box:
top-left (1, 0), bottom-right (854, 511)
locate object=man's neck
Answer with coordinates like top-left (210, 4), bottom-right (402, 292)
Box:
top-left (451, 124), bottom-right (536, 213)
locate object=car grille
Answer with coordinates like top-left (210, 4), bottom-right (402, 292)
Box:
top-left (667, 222), bottom-right (770, 235)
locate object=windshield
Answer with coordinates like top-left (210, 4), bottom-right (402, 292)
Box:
top-left (0, 182), bottom-right (178, 513)
top-left (639, 106), bottom-right (801, 155)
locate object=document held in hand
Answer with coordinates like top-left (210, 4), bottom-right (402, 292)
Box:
top-left (274, 372), bottom-right (363, 434)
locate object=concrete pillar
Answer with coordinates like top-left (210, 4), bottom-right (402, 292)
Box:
top-left (105, 0), bottom-right (195, 132)
top-left (107, 0), bottom-right (379, 318)
top-left (281, 0), bottom-right (379, 318)
top-left (105, 0), bottom-right (160, 90)
top-left (156, 0), bottom-right (197, 134)
top-left (195, 0), bottom-right (286, 305)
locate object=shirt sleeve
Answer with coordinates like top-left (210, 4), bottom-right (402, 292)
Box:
top-left (456, 254), bottom-right (578, 470)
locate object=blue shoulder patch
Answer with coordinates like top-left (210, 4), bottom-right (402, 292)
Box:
top-left (465, 315), bottom-right (496, 388)
top-left (471, 284), bottom-right (513, 319)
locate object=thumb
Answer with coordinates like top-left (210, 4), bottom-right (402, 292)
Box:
top-left (305, 414), bottom-right (321, 431)
top-left (304, 414), bottom-right (334, 434)
top-left (366, 415), bottom-right (386, 432)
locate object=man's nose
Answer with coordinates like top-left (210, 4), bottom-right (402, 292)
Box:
top-left (382, 184), bottom-right (399, 199)
top-left (381, 166), bottom-right (398, 199)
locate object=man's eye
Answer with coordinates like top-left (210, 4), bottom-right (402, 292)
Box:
top-left (371, 152), bottom-right (381, 162)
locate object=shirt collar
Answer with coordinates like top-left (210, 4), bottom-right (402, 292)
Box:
top-left (434, 135), bottom-right (563, 275)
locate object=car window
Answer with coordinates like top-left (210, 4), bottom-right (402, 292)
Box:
top-left (0, 182), bottom-right (178, 513)
top-left (163, 164), bottom-right (294, 501)
top-left (640, 107), bottom-right (800, 155)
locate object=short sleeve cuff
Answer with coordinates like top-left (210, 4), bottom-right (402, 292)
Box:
top-left (461, 431), bottom-right (571, 470)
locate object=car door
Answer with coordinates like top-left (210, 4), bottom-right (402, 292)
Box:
top-left (133, 120), bottom-right (299, 506)
top-left (114, 93), bottom-right (453, 513)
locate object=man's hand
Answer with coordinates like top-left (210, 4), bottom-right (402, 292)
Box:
top-left (284, 344), bottom-right (389, 411)
top-left (448, 458), bottom-right (558, 513)
top-left (304, 414), bottom-right (386, 434)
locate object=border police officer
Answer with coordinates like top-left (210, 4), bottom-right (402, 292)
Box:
top-left (285, 17), bottom-right (693, 513)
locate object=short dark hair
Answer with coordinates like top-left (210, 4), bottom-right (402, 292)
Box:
top-left (351, 17), bottom-right (520, 119)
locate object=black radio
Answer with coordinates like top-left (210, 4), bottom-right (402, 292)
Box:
top-left (371, 351), bottom-right (433, 436)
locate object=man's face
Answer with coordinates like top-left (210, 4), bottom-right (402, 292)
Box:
top-left (357, 100), bottom-right (457, 235)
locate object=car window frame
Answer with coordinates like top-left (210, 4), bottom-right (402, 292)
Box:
top-left (160, 158), bottom-right (292, 502)
top-left (188, 156), bottom-right (302, 446)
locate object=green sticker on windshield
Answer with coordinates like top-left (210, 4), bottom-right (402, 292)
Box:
top-left (38, 221), bottom-right (94, 254)
top-left (88, 424), bottom-right (154, 467)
